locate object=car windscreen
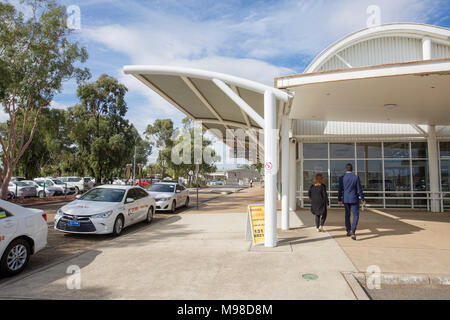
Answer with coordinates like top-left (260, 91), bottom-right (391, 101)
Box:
top-left (148, 184), bottom-right (175, 193)
top-left (52, 179), bottom-right (63, 184)
top-left (35, 181), bottom-right (52, 187)
top-left (79, 188), bottom-right (125, 202)
top-left (14, 181), bottom-right (30, 187)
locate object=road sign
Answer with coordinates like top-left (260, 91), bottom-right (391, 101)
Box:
top-left (246, 204), bottom-right (265, 245)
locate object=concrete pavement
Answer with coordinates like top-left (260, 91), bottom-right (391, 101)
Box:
top-left (0, 207), bottom-right (358, 300)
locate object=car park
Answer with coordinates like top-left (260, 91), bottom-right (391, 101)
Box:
top-left (8, 181), bottom-right (37, 198)
top-left (147, 182), bottom-right (189, 213)
top-left (0, 200), bottom-right (48, 277)
top-left (34, 179), bottom-right (65, 196)
top-left (49, 178), bottom-right (76, 195)
top-left (54, 185), bottom-right (156, 236)
top-left (59, 177), bottom-right (87, 194)
top-left (23, 180), bottom-right (60, 198)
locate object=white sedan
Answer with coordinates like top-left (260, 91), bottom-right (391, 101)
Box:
top-left (0, 200), bottom-right (48, 277)
top-left (55, 185), bottom-right (156, 236)
top-left (147, 183), bottom-right (189, 213)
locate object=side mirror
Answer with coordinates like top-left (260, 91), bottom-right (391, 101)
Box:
top-left (75, 195), bottom-right (81, 199)
top-left (126, 198), bottom-right (135, 203)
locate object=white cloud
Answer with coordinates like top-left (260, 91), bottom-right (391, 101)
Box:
top-left (79, 0), bottom-right (445, 159)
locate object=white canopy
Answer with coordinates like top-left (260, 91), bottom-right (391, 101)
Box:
top-left (276, 58), bottom-right (450, 125)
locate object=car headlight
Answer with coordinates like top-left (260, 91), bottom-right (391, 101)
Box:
top-left (91, 210), bottom-right (113, 219)
top-left (156, 197), bottom-right (170, 202)
top-left (56, 209), bottom-right (64, 218)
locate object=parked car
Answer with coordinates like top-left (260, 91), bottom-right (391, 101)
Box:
top-left (34, 179), bottom-right (65, 196)
top-left (59, 177), bottom-right (85, 194)
top-left (134, 179), bottom-right (153, 188)
top-left (54, 185), bottom-right (156, 236)
top-left (8, 181), bottom-right (37, 198)
top-left (83, 177), bottom-right (95, 189)
top-left (147, 182), bottom-right (189, 213)
top-left (49, 179), bottom-right (76, 195)
top-left (23, 180), bottom-right (59, 198)
top-left (0, 200), bottom-right (48, 276)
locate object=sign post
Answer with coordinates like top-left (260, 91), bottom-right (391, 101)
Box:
top-left (246, 204), bottom-right (265, 245)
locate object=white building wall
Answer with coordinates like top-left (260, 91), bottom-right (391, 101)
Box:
top-left (318, 36), bottom-right (424, 72)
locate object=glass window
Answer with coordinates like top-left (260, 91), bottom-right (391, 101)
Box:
top-left (441, 160), bottom-right (450, 192)
top-left (440, 142), bottom-right (450, 158)
top-left (80, 188), bottom-right (125, 202)
top-left (412, 160), bottom-right (429, 191)
top-left (330, 160), bottom-right (355, 191)
top-left (384, 160), bottom-right (411, 191)
top-left (0, 208), bottom-right (12, 219)
top-left (330, 143), bottom-right (355, 158)
top-left (303, 160), bottom-right (328, 189)
top-left (441, 160), bottom-right (450, 209)
top-left (148, 184), bottom-right (176, 193)
top-left (126, 189), bottom-right (137, 200)
top-left (303, 143), bottom-right (328, 159)
top-left (384, 142), bottom-right (410, 158)
top-left (411, 142), bottom-right (428, 158)
top-left (357, 142), bottom-right (382, 159)
top-left (357, 160), bottom-right (383, 191)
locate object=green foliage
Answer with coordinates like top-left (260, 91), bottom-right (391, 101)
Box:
top-left (0, 0), bottom-right (89, 197)
top-left (67, 74), bottom-right (152, 182)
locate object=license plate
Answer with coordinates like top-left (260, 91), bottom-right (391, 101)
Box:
top-left (68, 220), bottom-right (80, 227)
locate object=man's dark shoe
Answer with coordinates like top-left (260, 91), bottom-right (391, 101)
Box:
top-left (346, 230), bottom-right (352, 237)
top-left (351, 232), bottom-right (357, 240)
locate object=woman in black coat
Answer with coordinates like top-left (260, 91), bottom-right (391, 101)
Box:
top-left (308, 173), bottom-right (329, 232)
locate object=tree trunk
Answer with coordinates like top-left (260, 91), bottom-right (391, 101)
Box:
top-left (1, 163), bottom-right (13, 200)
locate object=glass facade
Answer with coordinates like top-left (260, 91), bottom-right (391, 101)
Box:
top-left (440, 142), bottom-right (450, 209)
top-left (299, 141), bottom-right (434, 209)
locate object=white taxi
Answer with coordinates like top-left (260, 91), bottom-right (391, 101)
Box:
top-left (0, 200), bottom-right (48, 277)
top-left (147, 182), bottom-right (189, 213)
top-left (55, 185), bottom-right (155, 236)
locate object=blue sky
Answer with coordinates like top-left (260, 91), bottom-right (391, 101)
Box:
top-left (8, 0), bottom-right (450, 165)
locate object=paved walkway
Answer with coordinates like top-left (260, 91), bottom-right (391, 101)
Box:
top-left (321, 208), bottom-right (450, 275)
top-left (0, 193), bottom-right (357, 299)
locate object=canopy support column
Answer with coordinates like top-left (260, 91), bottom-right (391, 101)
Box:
top-left (281, 114), bottom-right (290, 230)
top-left (428, 125), bottom-right (441, 212)
top-left (264, 90), bottom-right (278, 247)
top-left (289, 139), bottom-right (297, 212)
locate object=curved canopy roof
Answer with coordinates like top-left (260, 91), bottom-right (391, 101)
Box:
top-left (306, 23), bottom-right (450, 73)
top-left (123, 66), bottom-right (292, 138)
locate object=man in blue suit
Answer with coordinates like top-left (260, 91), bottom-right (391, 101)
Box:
top-left (338, 163), bottom-right (366, 240)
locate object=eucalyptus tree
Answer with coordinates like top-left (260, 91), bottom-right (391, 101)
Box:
top-left (0, 0), bottom-right (89, 198)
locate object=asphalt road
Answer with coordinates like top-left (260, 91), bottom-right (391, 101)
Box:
top-left (364, 285), bottom-right (450, 300)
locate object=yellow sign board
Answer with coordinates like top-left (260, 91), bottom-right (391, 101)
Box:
top-left (247, 204), bottom-right (265, 245)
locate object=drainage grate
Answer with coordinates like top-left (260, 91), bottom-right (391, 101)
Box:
top-left (302, 273), bottom-right (319, 281)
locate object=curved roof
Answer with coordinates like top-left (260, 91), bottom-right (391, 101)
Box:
top-left (305, 23), bottom-right (450, 73)
top-left (123, 66), bottom-right (294, 157)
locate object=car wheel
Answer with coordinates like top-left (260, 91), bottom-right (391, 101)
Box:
top-left (185, 197), bottom-right (189, 208)
top-left (145, 206), bottom-right (154, 224)
top-left (38, 191), bottom-right (45, 198)
top-left (0, 238), bottom-right (31, 277)
top-left (171, 200), bottom-right (176, 213)
top-left (112, 215), bottom-right (124, 237)
top-left (75, 187), bottom-right (80, 194)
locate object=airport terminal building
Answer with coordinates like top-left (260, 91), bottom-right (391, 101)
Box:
top-left (275, 24), bottom-right (450, 212)
top-left (125, 23), bottom-right (450, 247)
